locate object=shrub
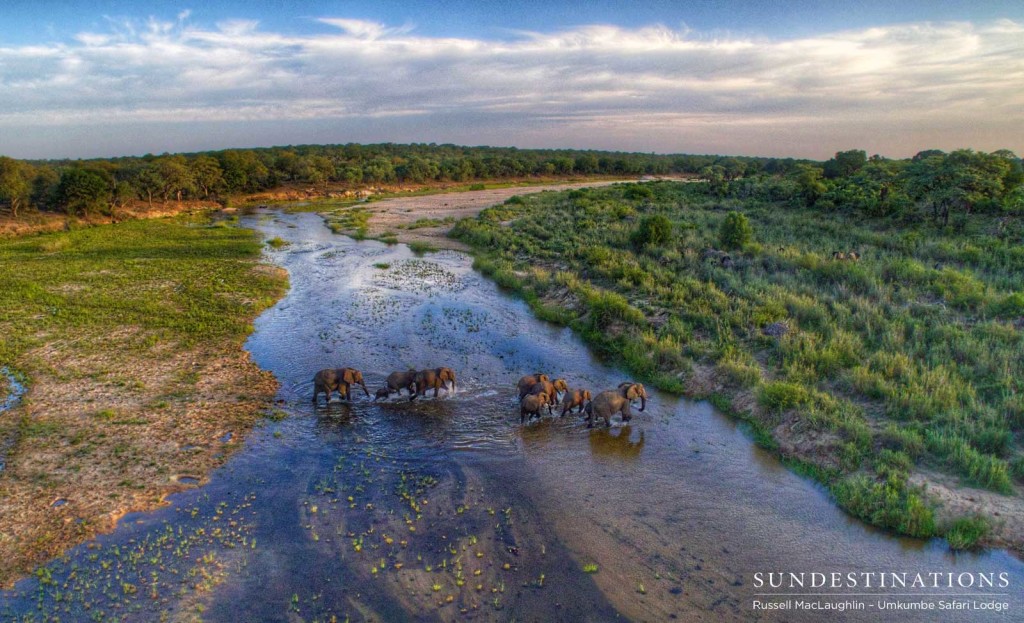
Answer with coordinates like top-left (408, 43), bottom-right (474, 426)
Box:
top-left (624, 184), bottom-right (654, 200)
top-left (632, 214), bottom-right (673, 249)
top-left (758, 381), bottom-right (809, 412)
top-left (831, 474), bottom-right (935, 538)
top-left (408, 241), bottom-right (437, 255)
top-left (991, 292), bottom-right (1024, 318)
top-left (719, 211), bottom-right (752, 249)
top-left (945, 517), bottom-right (989, 550)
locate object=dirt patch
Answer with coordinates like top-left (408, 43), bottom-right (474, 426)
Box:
top-left (910, 471), bottom-right (1024, 555)
top-left (350, 180), bottom-right (649, 251)
top-left (0, 330), bottom-right (279, 587)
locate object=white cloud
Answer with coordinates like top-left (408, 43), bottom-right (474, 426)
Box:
top-left (0, 17), bottom-right (1021, 158)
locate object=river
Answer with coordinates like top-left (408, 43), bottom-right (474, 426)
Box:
top-left (2, 209), bottom-right (1021, 622)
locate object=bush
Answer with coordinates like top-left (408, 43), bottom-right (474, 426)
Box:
top-left (945, 517), bottom-right (988, 550)
top-left (758, 381), bottom-right (809, 412)
top-left (719, 211), bottom-right (752, 249)
top-left (632, 214), bottom-right (673, 249)
top-left (831, 474), bottom-right (935, 538)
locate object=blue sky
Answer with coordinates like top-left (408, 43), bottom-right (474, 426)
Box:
top-left (1, 1), bottom-right (1022, 159)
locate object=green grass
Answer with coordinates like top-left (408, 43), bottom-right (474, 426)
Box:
top-left (408, 241), bottom-right (438, 255)
top-left (0, 215), bottom-right (286, 384)
top-left (452, 180), bottom-right (1024, 542)
top-left (266, 236), bottom-right (289, 248)
top-left (944, 516), bottom-right (989, 550)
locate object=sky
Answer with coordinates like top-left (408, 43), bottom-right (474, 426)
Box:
top-left (0, 1), bottom-right (1022, 160)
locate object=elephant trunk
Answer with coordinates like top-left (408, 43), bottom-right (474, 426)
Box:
top-left (639, 395), bottom-right (646, 412)
top-left (360, 381), bottom-right (370, 397)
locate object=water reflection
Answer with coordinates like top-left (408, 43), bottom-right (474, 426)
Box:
top-left (588, 425), bottom-right (646, 463)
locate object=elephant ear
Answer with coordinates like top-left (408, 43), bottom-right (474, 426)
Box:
top-left (538, 374), bottom-right (549, 383)
top-left (342, 369), bottom-right (356, 383)
top-left (626, 384), bottom-right (641, 399)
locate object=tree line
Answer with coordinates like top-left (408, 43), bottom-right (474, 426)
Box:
top-left (0, 143), bottom-right (792, 218)
top-left (705, 148), bottom-right (1024, 227)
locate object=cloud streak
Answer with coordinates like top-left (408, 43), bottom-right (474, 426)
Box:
top-left (0, 16), bottom-right (1021, 158)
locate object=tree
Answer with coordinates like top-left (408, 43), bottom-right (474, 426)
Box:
top-left (904, 150), bottom-right (1009, 227)
top-left (190, 155), bottom-right (224, 198)
top-left (55, 168), bottom-right (110, 216)
top-left (0, 156), bottom-right (31, 217)
top-left (823, 150), bottom-right (867, 179)
top-left (719, 211), bottom-right (753, 249)
top-left (793, 164), bottom-right (828, 206)
top-left (154, 155), bottom-right (195, 202)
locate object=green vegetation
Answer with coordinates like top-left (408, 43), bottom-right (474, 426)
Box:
top-left (452, 148), bottom-right (1024, 545)
top-left (944, 517), bottom-right (989, 550)
top-left (0, 216), bottom-right (284, 366)
top-left (267, 236), bottom-right (289, 248)
top-left (719, 211), bottom-right (752, 249)
top-left (408, 241), bottom-right (439, 255)
top-left (1, 143), bottom-right (786, 218)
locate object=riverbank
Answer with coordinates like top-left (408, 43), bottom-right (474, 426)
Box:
top-left (0, 216), bottom-right (287, 587)
top-left (313, 178), bottom-right (661, 251)
top-left (450, 181), bottom-right (1024, 554)
top-left (0, 175), bottom-right (652, 240)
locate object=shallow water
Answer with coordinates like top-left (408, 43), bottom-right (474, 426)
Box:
top-left (0, 367), bottom-right (27, 473)
top-left (2, 210), bottom-right (1022, 622)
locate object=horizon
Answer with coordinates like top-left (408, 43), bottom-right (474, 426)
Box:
top-left (1, 1), bottom-right (1022, 160)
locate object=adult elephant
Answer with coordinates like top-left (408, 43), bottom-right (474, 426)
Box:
top-left (526, 378), bottom-right (568, 414)
top-left (377, 369), bottom-right (419, 402)
top-left (313, 367), bottom-right (370, 404)
top-left (585, 382), bottom-right (647, 428)
top-left (517, 373), bottom-right (549, 401)
top-left (413, 367), bottom-right (457, 399)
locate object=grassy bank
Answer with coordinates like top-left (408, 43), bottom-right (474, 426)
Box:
top-left (0, 214), bottom-right (287, 586)
top-left (451, 181), bottom-right (1023, 550)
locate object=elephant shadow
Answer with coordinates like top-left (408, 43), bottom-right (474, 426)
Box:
top-left (588, 425), bottom-right (645, 462)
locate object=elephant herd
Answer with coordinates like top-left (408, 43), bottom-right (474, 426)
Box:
top-left (313, 366), bottom-right (648, 428)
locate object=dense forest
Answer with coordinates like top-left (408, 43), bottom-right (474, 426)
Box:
top-left (453, 147), bottom-right (1023, 546)
top-left (0, 143), bottom-right (798, 218)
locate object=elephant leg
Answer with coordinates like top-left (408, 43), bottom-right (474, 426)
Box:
top-left (622, 403), bottom-right (633, 423)
top-left (520, 409), bottom-right (526, 424)
top-left (434, 384), bottom-right (439, 398)
top-left (312, 385), bottom-right (321, 405)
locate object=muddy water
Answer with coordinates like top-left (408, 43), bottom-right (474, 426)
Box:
top-left (2, 210), bottom-right (1022, 622)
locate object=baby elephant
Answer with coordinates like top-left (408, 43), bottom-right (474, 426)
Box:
top-left (560, 389), bottom-right (592, 417)
top-left (526, 378), bottom-right (568, 414)
top-left (313, 367), bottom-right (370, 404)
top-left (521, 392), bottom-right (549, 424)
top-left (377, 369), bottom-right (419, 402)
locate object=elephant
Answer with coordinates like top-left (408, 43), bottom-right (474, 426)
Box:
top-left (559, 388), bottom-right (592, 417)
top-left (517, 373), bottom-right (549, 400)
top-left (520, 392), bottom-right (549, 424)
top-left (312, 367), bottom-right (370, 404)
top-left (585, 382), bottom-right (647, 428)
top-left (527, 378), bottom-right (568, 413)
top-left (377, 369), bottom-right (419, 402)
top-left (414, 367), bottom-right (457, 399)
